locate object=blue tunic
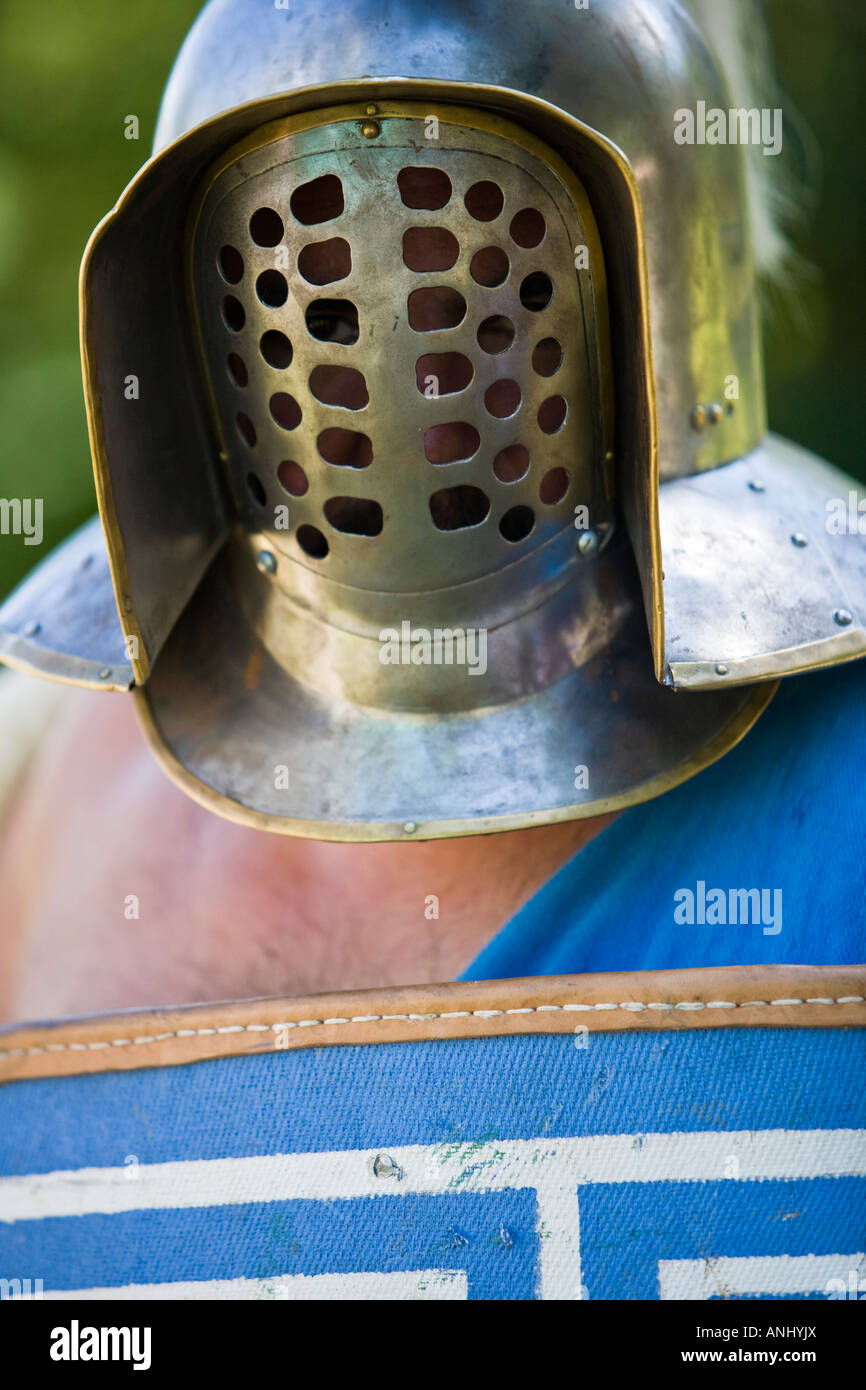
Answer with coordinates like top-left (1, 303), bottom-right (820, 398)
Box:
top-left (463, 660), bottom-right (866, 979)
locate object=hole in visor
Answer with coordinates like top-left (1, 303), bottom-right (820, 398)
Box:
top-left (324, 496), bottom-right (384, 536)
top-left (408, 287), bottom-right (466, 331)
top-left (493, 444), bottom-right (529, 483)
top-left (227, 353), bottom-right (248, 387)
top-left (470, 246), bottom-right (509, 287)
top-left (423, 422), bottom-right (480, 465)
top-left (429, 485), bottom-right (490, 531)
top-left (464, 181), bottom-right (504, 221)
top-left (297, 523), bottom-right (329, 558)
top-left (532, 337), bottom-right (562, 376)
top-left (236, 411), bottom-right (256, 447)
top-left (298, 238), bottom-right (352, 286)
top-left (310, 364), bottom-right (369, 409)
top-left (499, 504), bottom-right (535, 542)
top-left (269, 393), bottom-right (302, 430)
top-left (256, 269), bottom-right (288, 307)
top-left (249, 207), bottom-right (284, 247)
top-left (278, 460), bottom-right (308, 496)
top-left (397, 167), bottom-right (452, 210)
top-left (291, 174), bottom-right (344, 225)
top-left (510, 208), bottom-right (545, 248)
top-left (484, 380), bottom-right (521, 419)
top-left (222, 296), bottom-right (245, 331)
top-left (260, 330), bottom-right (293, 369)
top-left (317, 427), bottom-right (373, 468)
top-left (305, 299), bottom-right (359, 344)
top-left (539, 467), bottom-right (569, 504)
top-left (538, 395), bottom-right (567, 434)
top-left (520, 271), bottom-right (553, 311)
top-left (415, 352), bottom-right (473, 396)
top-left (218, 245), bottom-right (244, 283)
top-left (477, 315), bottom-right (515, 355)
top-left (402, 227), bottom-right (459, 272)
top-left (246, 471), bottom-right (266, 506)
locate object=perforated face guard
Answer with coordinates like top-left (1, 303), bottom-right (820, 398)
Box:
top-left (191, 107), bottom-right (613, 624)
top-left (184, 103), bottom-right (621, 720)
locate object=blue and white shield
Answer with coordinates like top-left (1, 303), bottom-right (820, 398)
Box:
top-left (0, 974), bottom-right (864, 1301)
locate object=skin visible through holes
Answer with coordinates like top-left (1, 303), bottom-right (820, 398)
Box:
top-left (0, 690), bottom-right (614, 1021)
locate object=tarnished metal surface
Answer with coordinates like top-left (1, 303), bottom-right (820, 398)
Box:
top-left (661, 436), bottom-right (866, 688)
top-left (0, 517), bottom-right (132, 691)
top-left (81, 163), bottom-right (233, 683)
top-left (6, 0), bottom-right (861, 838)
top-left (191, 107), bottom-right (612, 619)
top-left (81, 81), bottom-right (649, 685)
top-left (157, 0), bottom-right (765, 483)
top-left (139, 528), bottom-right (773, 839)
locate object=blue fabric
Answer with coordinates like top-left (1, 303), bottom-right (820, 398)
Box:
top-left (463, 661), bottom-right (866, 981)
top-left (0, 1030), bottom-right (863, 1299)
top-left (1, 1030), bottom-right (862, 1176)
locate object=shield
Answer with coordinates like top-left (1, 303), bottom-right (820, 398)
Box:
top-left (1, 965), bottom-right (863, 1301)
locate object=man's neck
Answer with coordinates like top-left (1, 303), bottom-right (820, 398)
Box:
top-left (0, 690), bottom-right (614, 1020)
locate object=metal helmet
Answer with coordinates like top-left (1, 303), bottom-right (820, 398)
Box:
top-left (1, 0), bottom-right (864, 840)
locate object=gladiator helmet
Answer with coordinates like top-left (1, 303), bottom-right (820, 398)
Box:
top-left (2, 0), bottom-right (864, 839)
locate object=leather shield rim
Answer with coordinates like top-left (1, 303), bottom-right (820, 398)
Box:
top-left (1, 964), bottom-right (863, 1083)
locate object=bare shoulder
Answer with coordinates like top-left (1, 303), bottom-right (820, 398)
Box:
top-left (0, 683), bottom-right (221, 1018)
top-left (0, 676), bottom-right (606, 1021)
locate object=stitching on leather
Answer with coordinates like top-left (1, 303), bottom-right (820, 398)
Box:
top-left (1, 995), bottom-right (863, 1060)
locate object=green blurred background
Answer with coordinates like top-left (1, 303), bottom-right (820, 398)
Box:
top-left (0, 0), bottom-right (862, 597)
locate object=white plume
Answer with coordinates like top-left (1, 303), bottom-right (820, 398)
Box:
top-left (684, 0), bottom-right (802, 281)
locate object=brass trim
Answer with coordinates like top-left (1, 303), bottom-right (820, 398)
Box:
top-left (0, 517), bottom-right (135, 691)
top-left (78, 261), bottom-right (148, 684)
top-left (0, 645), bottom-right (132, 694)
top-left (669, 632), bottom-right (866, 689)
